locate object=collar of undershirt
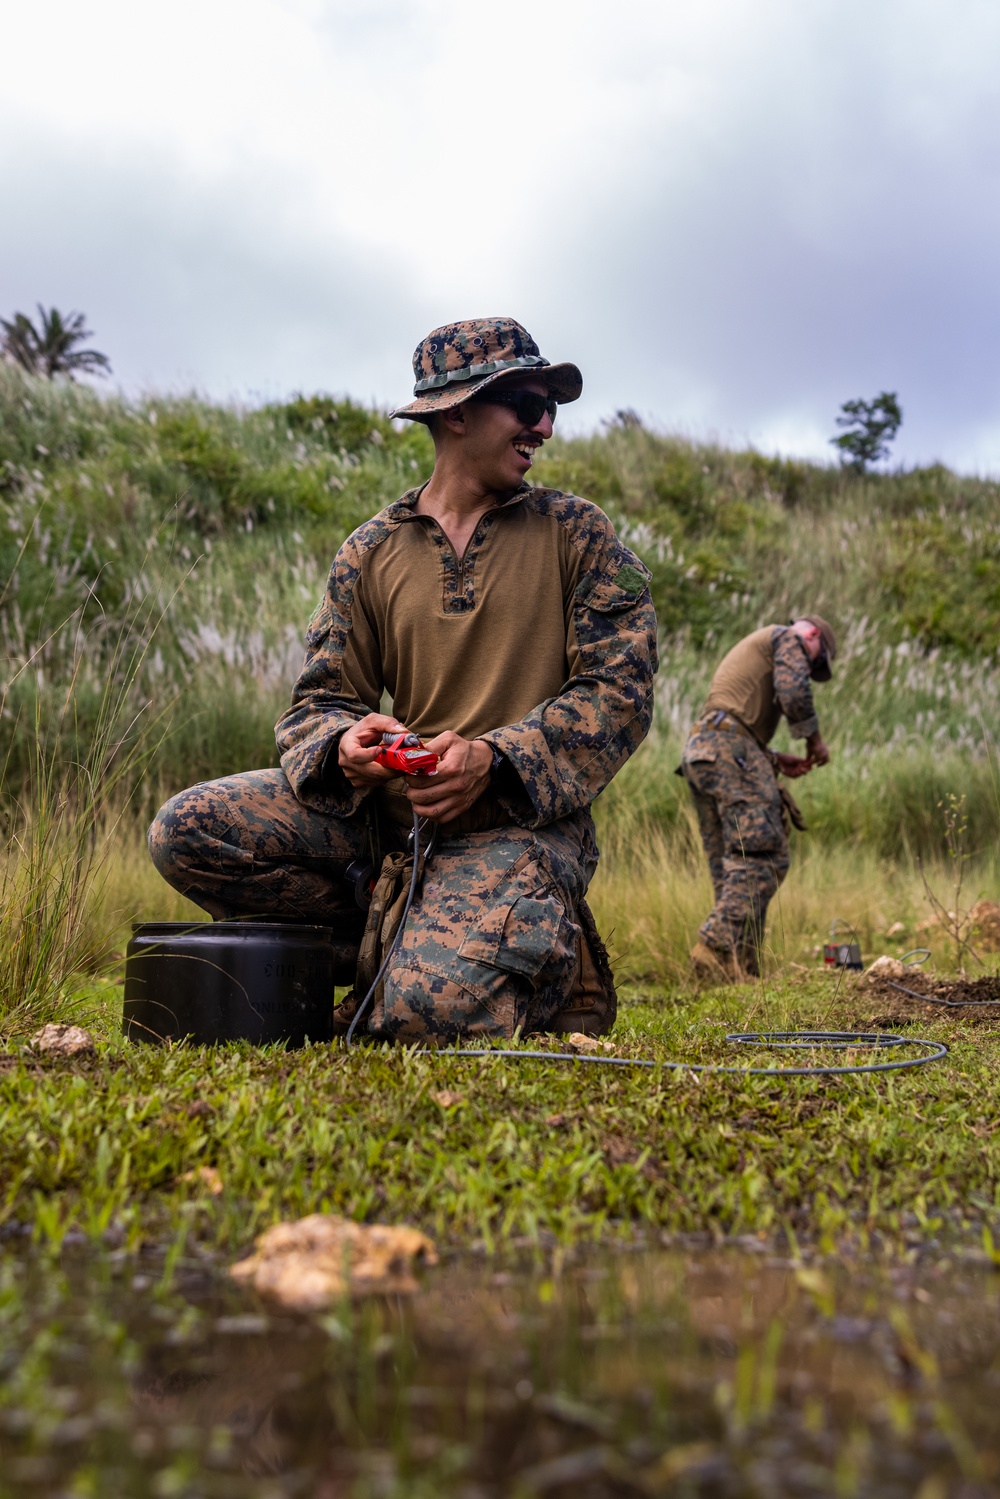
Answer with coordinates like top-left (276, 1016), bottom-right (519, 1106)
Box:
top-left (386, 481), bottom-right (532, 523)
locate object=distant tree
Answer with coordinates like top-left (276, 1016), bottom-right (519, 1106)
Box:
top-left (0, 305), bottom-right (111, 380)
top-left (830, 391), bottom-right (902, 473)
top-left (0, 313), bottom-right (39, 373)
top-left (603, 408), bottom-right (643, 430)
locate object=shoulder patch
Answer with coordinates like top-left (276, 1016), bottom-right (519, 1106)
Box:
top-left (615, 563), bottom-right (647, 597)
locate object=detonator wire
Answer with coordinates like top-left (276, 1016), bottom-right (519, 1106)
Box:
top-left (443, 1031), bottom-right (947, 1077)
top-left (880, 945), bottom-right (1000, 1009)
top-left (885, 979), bottom-right (1000, 1010)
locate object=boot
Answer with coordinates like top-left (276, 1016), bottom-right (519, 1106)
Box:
top-left (738, 942), bottom-right (761, 978)
top-left (689, 939), bottom-right (748, 985)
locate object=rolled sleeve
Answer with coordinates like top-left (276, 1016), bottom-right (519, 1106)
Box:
top-left (773, 630), bottom-right (819, 742)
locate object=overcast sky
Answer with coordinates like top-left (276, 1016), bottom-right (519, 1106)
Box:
top-left (3, 0), bottom-right (1000, 470)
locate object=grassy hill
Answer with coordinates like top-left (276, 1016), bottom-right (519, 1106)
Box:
top-left (3, 363), bottom-right (998, 857)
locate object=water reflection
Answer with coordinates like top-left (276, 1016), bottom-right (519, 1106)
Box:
top-left (1, 1243), bottom-right (999, 1495)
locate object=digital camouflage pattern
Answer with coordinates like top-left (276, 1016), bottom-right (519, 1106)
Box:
top-left (770, 629), bottom-right (820, 739)
top-left (353, 815), bottom-right (613, 1043)
top-left (389, 317), bottom-right (583, 420)
top-left (681, 722), bottom-right (791, 974)
top-left (685, 624), bottom-right (825, 970)
top-left (275, 484), bottom-right (658, 831)
top-left (148, 768), bottom-right (388, 925)
top-left (148, 771), bottom-right (616, 1042)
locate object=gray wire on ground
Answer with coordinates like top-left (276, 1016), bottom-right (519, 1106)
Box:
top-left (440, 1031), bottom-right (948, 1077)
top-left (885, 978), bottom-right (1000, 1010)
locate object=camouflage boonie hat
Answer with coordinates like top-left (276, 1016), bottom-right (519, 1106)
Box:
top-left (389, 317), bottom-right (583, 421)
top-left (793, 614), bottom-right (837, 681)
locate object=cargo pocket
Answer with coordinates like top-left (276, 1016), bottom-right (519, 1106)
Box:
top-left (578, 573), bottom-right (649, 619)
top-left (725, 797), bottom-right (786, 855)
top-left (572, 556), bottom-right (651, 654)
top-left (681, 745), bottom-right (717, 796)
top-left (544, 899), bottom-right (617, 1037)
top-left (457, 892), bottom-right (567, 977)
top-left (497, 895), bottom-right (575, 978)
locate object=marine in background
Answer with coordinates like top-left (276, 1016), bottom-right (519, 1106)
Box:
top-left (680, 616), bottom-right (837, 982)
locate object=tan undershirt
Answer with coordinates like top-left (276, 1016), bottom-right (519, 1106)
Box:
top-left (702, 627), bottom-right (782, 746)
top-left (340, 502), bottom-right (584, 738)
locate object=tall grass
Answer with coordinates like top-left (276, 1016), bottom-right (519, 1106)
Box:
top-left (590, 812), bottom-right (1000, 992)
top-left (0, 593), bottom-right (170, 1036)
top-left (3, 366), bottom-right (994, 855)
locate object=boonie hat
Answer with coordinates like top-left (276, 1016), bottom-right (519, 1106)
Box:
top-left (793, 614), bottom-right (837, 681)
top-left (389, 317), bottom-right (582, 421)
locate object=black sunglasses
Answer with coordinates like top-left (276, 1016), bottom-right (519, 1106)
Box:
top-left (471, 388), bottom-right (557, 426)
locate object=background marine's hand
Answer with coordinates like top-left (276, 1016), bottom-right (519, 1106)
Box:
top-left (773, 751), bottom-right (813, 779)
top-left (338, 712), bottom-right (409, 788)
top-left (805, 733), bottom-right (831, 767)
top-left (401, 732), bottom-right (492, 823)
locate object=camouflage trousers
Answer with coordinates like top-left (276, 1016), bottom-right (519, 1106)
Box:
top-left (680, 723), bottom-right (791, 973)
top-left (148, 768), bottom-right (616, 1043)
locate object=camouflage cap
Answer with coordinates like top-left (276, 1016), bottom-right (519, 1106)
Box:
top-left (389, 317), bottom-right (582, 421)
top-left (793, 614), bottom-right (837, 681)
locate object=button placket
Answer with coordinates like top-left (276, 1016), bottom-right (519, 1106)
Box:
top-left (456, 513), bottom-right (493, 613)
top-left (428, 522), bottom-right (463, 614)
top-left (428, 511), bottom-right (497, 614)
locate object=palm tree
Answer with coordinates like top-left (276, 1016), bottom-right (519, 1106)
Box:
top-left (0, 313), bottom-right (40, 373)
top-left (0, 305), bottom-right (111, 379)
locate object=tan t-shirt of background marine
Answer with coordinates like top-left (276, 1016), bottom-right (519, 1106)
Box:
top-left (701, 626), bottom-right (784, 747)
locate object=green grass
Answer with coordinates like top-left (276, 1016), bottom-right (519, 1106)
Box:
top-left (3, 977), bottom-right (998, 1258)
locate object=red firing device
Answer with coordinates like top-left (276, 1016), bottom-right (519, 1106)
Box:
top-left (374, 731), bottom-right (439, 776)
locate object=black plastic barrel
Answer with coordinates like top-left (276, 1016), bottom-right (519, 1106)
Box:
top-left (123, 922), bottom-right (359, 1047)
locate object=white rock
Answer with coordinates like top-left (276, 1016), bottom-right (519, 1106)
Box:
top-left (30, 1023), bottom-right (96, 1056)
top-left (230, 1214), bottom-right (438, 1311)
top-left (862, 956), bottom-right (910, 981)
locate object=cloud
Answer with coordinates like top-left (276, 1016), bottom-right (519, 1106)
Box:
top-left (0, 139), bottom-right (417, 402)
top-left (2, 0), bottom-right (1000, 467)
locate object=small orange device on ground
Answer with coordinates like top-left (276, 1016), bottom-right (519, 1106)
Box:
top-left (823, 919), bottom-right (862, 970)
top-left (374, 731), bottom-right (439, 776)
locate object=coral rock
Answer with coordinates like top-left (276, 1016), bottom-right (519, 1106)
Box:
top-left (862, 956), bottom-right (910, 981)
top-left (970, 900), bottom-right (1000, 951)
top-left (230, 1214), bottom-right (438, 1311)
top-left (29, 1023), bottom-right (96, 1056)
top-left (563, 1032), bottom-right (616, 1054)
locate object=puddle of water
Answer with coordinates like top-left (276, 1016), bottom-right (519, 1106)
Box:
top-left (1, 1241), bottom-right (999, 1496)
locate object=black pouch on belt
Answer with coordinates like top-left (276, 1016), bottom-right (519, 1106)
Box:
top-left (778, 784), bottom-right (808, 832)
